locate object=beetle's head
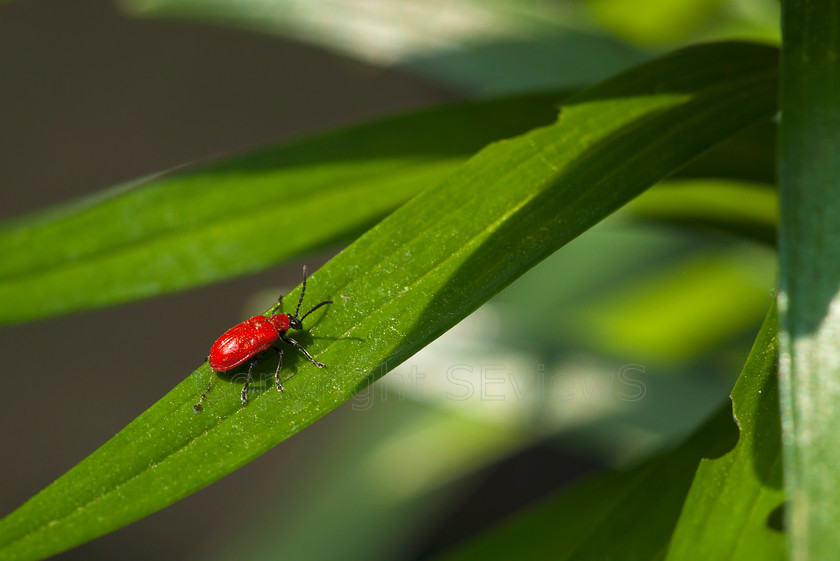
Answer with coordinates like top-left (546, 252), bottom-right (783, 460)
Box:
top-left (268, 313), bottom-right (291, 333)
top-left (288, 265), bottom-right (333, 331)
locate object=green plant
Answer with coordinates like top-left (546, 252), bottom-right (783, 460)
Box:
top-left (0, 0), bottom-right (835, 559)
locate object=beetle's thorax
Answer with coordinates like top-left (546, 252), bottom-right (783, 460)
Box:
top-left (268, 313), bottom-right (291, 333)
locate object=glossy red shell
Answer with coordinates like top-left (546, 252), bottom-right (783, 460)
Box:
top-left (209, 314), bottom-right (289, 371)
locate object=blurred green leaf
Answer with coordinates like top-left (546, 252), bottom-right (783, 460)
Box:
top-left (207, 398), bottom-right (524, 561)
top-left (435, 409), bottom-right (737, 561)
top-left (777, 1), bottom-right (840, 558)
top-left (123, 0), bottom-right (781, 94)
top-left (123, 0), bottom-right (646, 93)
top-left (567, 246), bottom-right (774, 363)
top-left (0, 42), bottom-right (778, 561)
top-left (588, 0), bottom-right (726, 44)
top-left (0, 91), bottom-right (563, 325)
top-left (436, 304), bottom-right (782, 561)
top-left (487, 222), bottom-right (749, 459)
top-left (630, 179), bottom-right (777, 245)
top-left (585, 0), bottom-right (780, 47)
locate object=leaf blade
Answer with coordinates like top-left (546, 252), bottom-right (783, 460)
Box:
top-left (0, 92), bottom-right (563, 325)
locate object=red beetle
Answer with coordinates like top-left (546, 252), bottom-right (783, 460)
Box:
top-left (194, 266), bottom-right (332, 411)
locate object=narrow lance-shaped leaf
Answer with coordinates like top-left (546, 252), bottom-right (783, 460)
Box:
top-left (0, 42), bottom-right (779, 561)
top-left (0, 91), bottom-right (563, 325)
top-left (0, 90), bottom-right (780, 326)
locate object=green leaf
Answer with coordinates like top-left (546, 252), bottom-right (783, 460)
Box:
top-left (123, 0), bottom-right (646, 94)
top-left (630, 179), bottom-right (777, 245)
top-left (435, 305), bottom-right (781, 561)
top-left (0, 86), bottom-right (775, 328)
top-left (0, 91), bottom-right (563, 325)
top-left (777, 1), bottom-right (840, 558)
top-left (588, 0), bottom-right (727, 44)
top-left (665, 308), bottom-right (785, 559)
top-left (0, 42), bottom-right (778, 561)
top-left (566, 245), bottom-right (774, 362)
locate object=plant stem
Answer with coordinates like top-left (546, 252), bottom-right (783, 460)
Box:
top-left (778, 0), bottom-right (840, 558)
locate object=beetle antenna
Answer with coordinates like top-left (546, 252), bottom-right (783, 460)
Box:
top-left (295, 265), bottom-right (308, 318)
top-left (299, 300), bottom-right (333, 323)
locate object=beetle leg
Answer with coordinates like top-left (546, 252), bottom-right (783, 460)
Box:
top-left (281, 336), bottom-right (325, 368)
top-left (241, 360), bottom-right (257, 404)
top-left (273, 346), bottom-right (285, 392)
top-left (193, 370), bottom-right (214, 412)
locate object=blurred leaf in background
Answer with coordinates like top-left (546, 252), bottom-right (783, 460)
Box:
top-left (123, 0), bottom-right (780, 94)
top-left (433, 305), bottom-right (782, 561)
top-left (122, 0), bottom-right (645, 93)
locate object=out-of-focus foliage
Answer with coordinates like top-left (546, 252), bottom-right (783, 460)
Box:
top-left (123, 0), bottom-right (779, 93)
